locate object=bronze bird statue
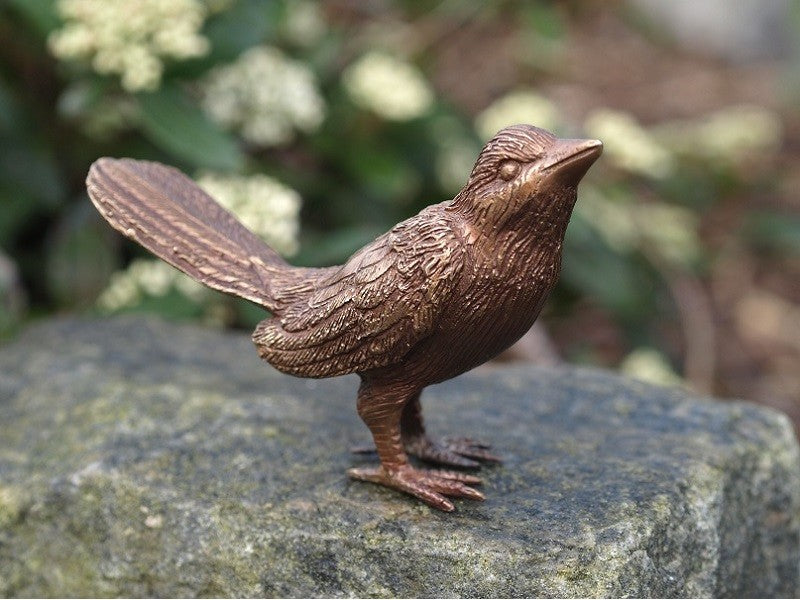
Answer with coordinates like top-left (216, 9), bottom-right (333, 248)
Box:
top-left (86, 125), bottom-right (602, 512)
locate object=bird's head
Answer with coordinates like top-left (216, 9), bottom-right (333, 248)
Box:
top-left (450, 125), bottom-right (602, 235)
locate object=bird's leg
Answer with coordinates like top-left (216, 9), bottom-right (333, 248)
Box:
top-left (347, 382), bottom-right (484, 512)
top-left (400, 393), bottom-right (502, 467)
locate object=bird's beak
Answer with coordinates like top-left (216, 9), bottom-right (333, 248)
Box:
top-left (540, 138), bottom-right (603, 186)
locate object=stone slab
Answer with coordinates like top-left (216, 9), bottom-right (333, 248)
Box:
top-left (0, 317), bottom-right (798, 597)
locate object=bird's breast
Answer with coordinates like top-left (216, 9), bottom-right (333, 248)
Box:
top-left (401, 246), bottom-right (561, 385)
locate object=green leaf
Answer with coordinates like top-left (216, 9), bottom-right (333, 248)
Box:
top-left (562, 214), bottom-right (647, 317)
top-left (45, 203), bottom-right (120, 308)
top-left (109, 290), bottom-right (207, 322)
top-left (6, 0), bottom-right (60, 35)
top-left (294, 226), bottom-right (386, 267)
top-left (0, 190), bottom-right (44, 245)
top-left (163, 0), bottom-right (278, 80)
top-left (521, 3), bottom-right (566, 40)
top-left (204, 0), bottom-right (278, 61)
top-left (0, 136), bottom-right (64, 227)
top-left (235, 297), bottom-right (270, 327)
top-left (0, 76), bottom-right (21, 133)
top-left (138, 84), bottom-right (243, 171)
top-left (744, 211), bottom-right (800, 254)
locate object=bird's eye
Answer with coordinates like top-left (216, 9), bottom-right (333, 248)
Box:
top-left (498, 160), bottom-right (520, 181)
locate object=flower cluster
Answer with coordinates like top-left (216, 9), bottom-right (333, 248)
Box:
top-left (474, 90), bottom-right (560, 141)
top-left (584, 109), bottom-right (674, 178)
top-left (97, 173), bottom-right (301, 314)
top-left (96, 258), bottom-right (205, 313)
top-left (196, 172), bottom-right (302, 256)
top-left (48, 0), bottom-right (210, 92)
top-left (585, 105), bottom-right (782, 177)
top-left (342, 52), bottom-right (434, 121)
top-left (282, 0), bottom-right (327, 47)
top-left (654, 105), bottom-right (782, 165)
top-left (202, 46), bottom-right (325, 146)
top-left (620, 347), bottom-right (682, 387)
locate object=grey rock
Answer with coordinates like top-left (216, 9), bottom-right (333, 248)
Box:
top-left (0, 316), bottom-right (798, 598)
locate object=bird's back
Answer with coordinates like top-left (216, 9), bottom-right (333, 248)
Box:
top-left (252, 203), bottom-right (467, 379)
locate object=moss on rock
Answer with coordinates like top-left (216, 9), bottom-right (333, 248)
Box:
top-left (0, 316), bottom-right (799, 597)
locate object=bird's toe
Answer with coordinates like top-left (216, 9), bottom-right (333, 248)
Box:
top-left (347, 465), bottom-right (485, 511)
top-left (404, 435), bottom-right (502, 467)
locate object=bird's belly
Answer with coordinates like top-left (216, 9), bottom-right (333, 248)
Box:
top-left (401, 277), bottom-right (552, 385)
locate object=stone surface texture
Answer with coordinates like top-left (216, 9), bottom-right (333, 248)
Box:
top-left (0, 317), bottom-right (798, 597)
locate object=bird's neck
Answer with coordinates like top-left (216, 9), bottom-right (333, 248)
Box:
top-left (449, 187), bottom-right (576, 259)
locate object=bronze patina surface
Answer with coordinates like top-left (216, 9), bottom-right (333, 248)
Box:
top-left (86, 125), bottom-right (602, 511)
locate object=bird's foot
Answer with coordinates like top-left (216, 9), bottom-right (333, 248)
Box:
top-left (347, 465), bottom-right (483, 512)
top-left (405, 435), bottom-right (502, 468)
top-left (352, 436), bottom-right (501, 468)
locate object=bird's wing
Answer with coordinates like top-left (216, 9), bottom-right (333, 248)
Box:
top-left (87, 158), bottom-right (289, 311)
top-left (253, 207), bottom-right (465, 378)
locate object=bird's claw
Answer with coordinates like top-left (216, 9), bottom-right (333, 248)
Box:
top-left (347, 465), bottom-right (483, 511)
top-left (406, 435), bottom-right (502, 468)
top-left (351, 436), bottom-right (502, 467)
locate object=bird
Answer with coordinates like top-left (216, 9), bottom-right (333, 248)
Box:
top-left (86, 124), bottom-right (602, 512)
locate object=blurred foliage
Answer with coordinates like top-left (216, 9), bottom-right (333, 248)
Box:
top-left (0, 0), bottom-right (798, 405)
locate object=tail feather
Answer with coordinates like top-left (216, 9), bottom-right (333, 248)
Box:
top-left (87, 157), bottom-right (286, 311)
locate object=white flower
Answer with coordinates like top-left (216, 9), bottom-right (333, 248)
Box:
top-left (197, 172), bottom-right (302, 257)
top-left (202, 46), bottom-right (325, 146)
top-left (655, 105), bottom-right (782, 164)
top-left (620, 347), bottom-right (683, 388)
top-left (474, 90), bottom-right (560, 141)
top-left (283, 0), bottom-right (327, 47)
top-left (48, 0), bottom-right (210, 92)
top-left (635, 203), bottom-right (700, 268)
top-left (342, 52), bottom-right (434, 121)
top-left (96, 257), bottom-right (210, 313)
top-left (584, 109), bottom-right (674, 178)
top-left (97, 259), bottom-right (172, 311)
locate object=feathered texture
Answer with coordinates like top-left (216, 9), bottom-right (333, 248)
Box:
top-left (86, 124), bottom-right (602, 512)
top-left (253, 204), bottom-right (464, 377)
top-left (87, 158), bottom-right (291, 311)
top-left (466, 124), bottom-right (555, 188)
